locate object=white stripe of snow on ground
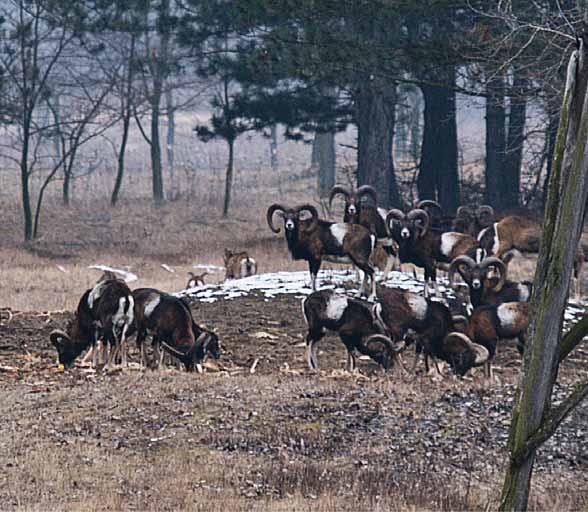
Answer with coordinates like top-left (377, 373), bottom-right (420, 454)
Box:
top-left (173, 269), bottom-right (587, 332)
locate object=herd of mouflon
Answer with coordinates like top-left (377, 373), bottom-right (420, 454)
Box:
top-left (51, 185), bottom-right (583, 379)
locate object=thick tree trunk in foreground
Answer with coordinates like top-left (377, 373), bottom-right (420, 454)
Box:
top-left (499, 37), bottom-right (588, 511)
top-left (418, 66), bottom-right (460, 213)
top-left (355, 79), bottom-right (400, 208)
top-left (485, 73), bottom-right (506, 210)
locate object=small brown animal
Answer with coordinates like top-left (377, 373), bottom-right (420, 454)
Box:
top-left (186, 271), bottom-right (208, 289)
top-left (224, 249), bottom-right (258, 280)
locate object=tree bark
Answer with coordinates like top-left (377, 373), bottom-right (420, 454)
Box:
top-left (270, 124), bottom-right (278, 171)
top-left (542, 107), bottom-right (560, 207)
top-left (503, 72), bottom-right (527, 210)
top-left (223, 138), bottom-right (235, 218)
top-left (21, 116), bottom-right (33, 241)
top-left (485, 73), bottom-right (507, 210)
top-left (111, 34), bottom-right (135, 207)
top-left (355, 79), bottom-right (400, 208)
top-left (499, 38), bottom-right (588, 511)
top-left (315, 131), bottom-right (336, 198)
top-left (418, 67), bottom-right (460, 213)
top-left (166, 88), bottom-right (176, 198)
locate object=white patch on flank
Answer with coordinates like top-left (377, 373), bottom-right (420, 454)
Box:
top-left (144, 295), bottom-right (161, 318)
top-left (326, 294), bottom-right (348, 321)
top-left (497, 303), bottom-right (518, 329)
top-left (370, 234), bottom-right (376, 251)
top-left (475, 248), bottom-right (485, 264)
top-left (407, 294), bottom-right (428, 320)
top-left (377, 207), bottom-right (387, 221)
top-left (491, 222), bottom-right (500, 255)
top-left (440, 232), bottom-right (462, 257)
top-left (518, 284), bottom-right (531, 302)
top-left (330, 224), bottom-right (348, 246)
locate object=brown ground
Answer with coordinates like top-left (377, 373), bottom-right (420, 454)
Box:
top-left (1, 290), bottom-right (588, 511)
top-left (1, 170), bottom-right (588, 510)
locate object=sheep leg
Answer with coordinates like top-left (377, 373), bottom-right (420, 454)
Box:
top-left (306, 334), bottom-right (320, 370)
top-left (120, 324), bottom-right (129, 367)
top-left (345, 350), bottom-right (356, 372)
top-left (381, 247), bottom-right (395, 281)
top-left (411, 346), bottom-right (421, 374)
top-left (309, 260), bottom-right (321, 291)
top-left (516, 335), bottom-right (526, 356)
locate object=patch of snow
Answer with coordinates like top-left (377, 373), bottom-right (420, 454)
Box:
top-left (89, 264), bottom-right (138, 283)
top-left (173, 269), bottom-right (586, 333)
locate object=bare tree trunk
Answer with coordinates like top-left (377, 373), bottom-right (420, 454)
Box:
top-left (223, 138), bottom-right (235, 218)
top-left (112, 113), bottom-right (132, 206)
top-left (503, 72), bottom-right (527, 210)
top-left (166, 88), bottom-right (176, 198)
top-left (355, 79), bottom-right (400, 208)
top-left (499, 37), bottom-right (588, 511)
top-left (270, 124), bottom-right (278, 171)
top-left (21, 117), bottom-right (33, 241)
top-left (315, 131), bottom-right (336, 198)
top-left (151, 91), bottom-right (164, 203)
top-left (485, 73), bottom-right (506, 210)
top-left (418, 67), bottom-right (460, 213)
top-left (111, 34), bottom-right (135, 207)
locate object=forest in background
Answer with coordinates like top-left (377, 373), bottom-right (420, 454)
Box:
top-left (0, 0), bottom-right (580, 240)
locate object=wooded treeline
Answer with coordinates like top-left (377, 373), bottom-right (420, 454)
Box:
top-left (0, 0), bottom-right (581, 238)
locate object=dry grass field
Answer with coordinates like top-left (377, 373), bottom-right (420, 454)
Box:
top-left (1, 160), bottom-right (588, 510)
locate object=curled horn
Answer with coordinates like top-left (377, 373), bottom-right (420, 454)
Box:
top-left (480, 257), bottom-right (507, 292)
top-left (356, 185), bottom-right (378, 205)
top-left (266, 204), bottom-right (288, 233)
top-left (407, 209), bottom-right (430, 237)
top-left (49, 329), bottom-right (70, 346)
top-left (455, 205), bottom-right (473, 218)
top-left (442, 332), bottom-right (489, 366)
top-left (476, 205), bottom-right (495, 227)
top-left (328, 186), bottom-right (351, 209)
top-left (448, 255), bottom-right (476, 287)
top-left (416, 200), bottom-right (442, 214)
top-left (295, 204), bottom-right (319, 232)
top-left (366, 333), bottom-right (405, 353)
top-left (385, 209), bottom-right (406, 234)
top-left (161, 341), bottom-right (186, 359)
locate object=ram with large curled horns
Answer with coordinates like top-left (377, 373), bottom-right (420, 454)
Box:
top-left (329, 185), bottom-right (396, 278)
top-left (267, 203), bottom-right (378, 300)
top-left (449, 255), bottom-right (532, 309)
top-left (385, 207), bottom-right (480, 296)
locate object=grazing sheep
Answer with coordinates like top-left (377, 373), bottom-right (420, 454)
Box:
top-left (132, 288), bottom-right (219, 371)
top-left (373, 286), bottom-right (489, 376)
top-left (302, 289), bottom-right (403, 371)
top-left (50, 278), bottom-right (134, 370)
